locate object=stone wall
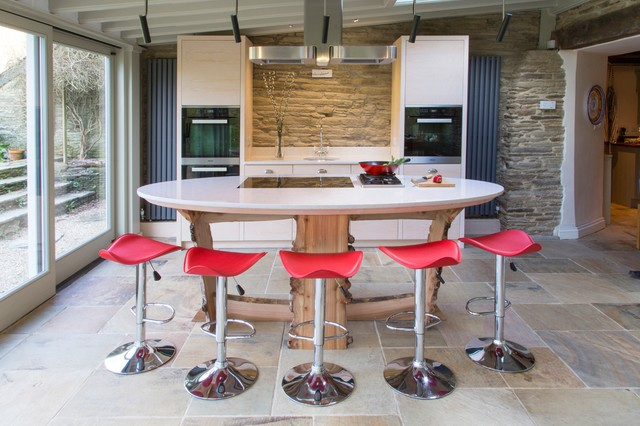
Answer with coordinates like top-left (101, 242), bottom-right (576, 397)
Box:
top-left (555, 0), bottom-right (638, 28)
top-left (499, 51), bottom-right (565, 233)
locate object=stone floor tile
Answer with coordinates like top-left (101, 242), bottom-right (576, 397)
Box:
top-left (515, 388), bottom-right (640, 425)
top-left (500, 347), bottom-right (585, 389)
top-left (530, 273), bottom-right (640, 304)
top-left (538, 330), bottom-right (640, 387)
top-left (396, 388), bottom-right (535, 426)
top-left (513, 304), bottom-right (624, 331)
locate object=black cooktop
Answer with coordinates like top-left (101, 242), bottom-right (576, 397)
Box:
top-left (239, 176), bottom-right (354, 188)
top-left (358, 173), bottom-right (403, 186)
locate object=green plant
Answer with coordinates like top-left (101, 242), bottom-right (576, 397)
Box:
top-left (0, 139), bottom-right (8, 161)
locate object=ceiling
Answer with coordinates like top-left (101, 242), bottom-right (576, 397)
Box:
top-left (9, 0), bottom-right (593, 46)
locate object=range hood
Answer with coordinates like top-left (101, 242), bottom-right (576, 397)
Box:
top-left (249, 0), bottom-right (396, 66)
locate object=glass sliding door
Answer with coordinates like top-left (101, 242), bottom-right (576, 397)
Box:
top-left (0, 14), bottom-right (53, 330)
top-left (52, 42), bottom-right (110, 259)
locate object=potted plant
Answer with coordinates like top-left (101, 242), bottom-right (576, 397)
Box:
top-left (8, 147), bottom-right (25, 161)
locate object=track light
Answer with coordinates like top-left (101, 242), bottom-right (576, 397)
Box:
top-left (322, 0), bottom-right (330, 44)
top-left (139, 0), bottom-right (151, 44)
top-left (231, 0), bottom-right (241, 43)
top-left (496, 0), bottom-right (511, 42)
top-left (408, 0), bottom-right (420, 43)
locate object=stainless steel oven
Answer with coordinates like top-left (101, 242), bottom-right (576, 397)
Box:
top-left (181, 107), bottom-right (240, 179)
top-left (404, 106), bottom-right (463, 164)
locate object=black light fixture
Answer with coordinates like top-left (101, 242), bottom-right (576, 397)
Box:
top-left (139, 0), bottom-right (151, 44)
top-left (322, 0), bottom-right (330, 44)
top-left (496, 0), bottom-right (512, 42)
top-left (408, 0), bottom-right (421, 43)
top-left (231, 0), bottom-right (241, 43)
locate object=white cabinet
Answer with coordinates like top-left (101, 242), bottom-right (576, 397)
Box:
top-left (244, 164), bottom-right (293, 176)
top-left (178, 36), bottom-right (242, 106)
top-left (403, 36), bottom-right (469, 106)
top-left (292, 164), bottom-right (351, 175)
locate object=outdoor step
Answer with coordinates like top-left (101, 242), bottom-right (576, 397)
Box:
top-left (0, 159), bottom-right (27, 180)
top-left (0, 182), bottom-right (72, 213)
top-left (0, 175), bottom-right (27, 195)
top-left (0, 190), bottom-right (95, 237)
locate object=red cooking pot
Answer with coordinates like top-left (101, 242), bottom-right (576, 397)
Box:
top-left (359, 161), bottom-right (402, 176)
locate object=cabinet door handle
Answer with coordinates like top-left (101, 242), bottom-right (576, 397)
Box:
top-left (317, 168), bottom-right (328, 174)
top-left (264, 169), bottom-right (274, 174)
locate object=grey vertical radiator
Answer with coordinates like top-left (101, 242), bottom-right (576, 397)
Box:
top-left (147, 58), bottom-right (177, 221)
top-left (466, 56), bottom-right (500, 217)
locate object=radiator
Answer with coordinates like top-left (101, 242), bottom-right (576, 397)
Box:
top-left (147, 58), bottom-right (177, 221)
top-left (466, 56), bottom-right (500, 217)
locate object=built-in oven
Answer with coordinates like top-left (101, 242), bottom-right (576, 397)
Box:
top-left (181, 107), bottom-right (240, 179)
top-left (404, 106), bottom-right (463, 164)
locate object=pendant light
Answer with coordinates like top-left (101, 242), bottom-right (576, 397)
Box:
top-left (496, 0), bottom-right (512, 42)
top-left (322, 0), bottom-right (330, 44)
top-left (139, 0), bottom-right (151, 44)
top-left (409, 0), bottom-right (421, 43)
top-left (231, 0), bottom-right (241, 43)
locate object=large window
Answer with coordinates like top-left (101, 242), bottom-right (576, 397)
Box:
top-left (0, 24), bottom-right (47, 296)
top-left (0, 10), bottom-right (120, 331)
top-left (53, 43), bottom-right (110, 259)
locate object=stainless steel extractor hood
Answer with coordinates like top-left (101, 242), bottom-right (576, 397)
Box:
top-left (249, 0), bottom-right (396, 66)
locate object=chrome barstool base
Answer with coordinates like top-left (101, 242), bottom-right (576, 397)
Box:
top-left (104, 339), bottom-right (176, 375)
top-left (282, 362), bottom-right (355, 406)
top-left (185, 357), bottom-right (258, 400)
top-left (384, 356), bottom-right (456, 399)
top-left (465, 337), bottom-right (535, 372)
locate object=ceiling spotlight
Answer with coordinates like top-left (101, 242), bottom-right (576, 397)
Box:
top-left (409, 0), bottom-right (421, 43)
top-left (231, 0), bottom-right (241, 43)
top-left (139, 0), bottom-right (151, 44)
top-left (496, 0), bottom-right (512, 42)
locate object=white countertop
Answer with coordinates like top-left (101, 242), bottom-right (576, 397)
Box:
top-left (138, 175), bottom-right (504, 216)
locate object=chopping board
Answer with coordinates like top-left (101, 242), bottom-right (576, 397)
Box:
top-left (411, 177), bottom-right (456, 187)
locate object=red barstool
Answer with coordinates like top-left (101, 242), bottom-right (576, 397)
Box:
top-left (183, 247), bottom-right (267, 400)
top-left (99, 234), bottom-right (181, 374)
top-left (460, 230), bottom-right (541, 372)
top-left (279, 250), bottom-right (364, 406)
top-left (378, 239), bottom-right (461, 399)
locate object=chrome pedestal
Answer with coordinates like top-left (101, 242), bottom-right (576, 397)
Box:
top-left (465, 254), bottom-right (535, 372)
top-left (105, 263), bottom-right (176, 374)
top-left (384, 357), bottom-right (456, 400)
top-left (184, 275), bottom-right (258, 399)
top-left (283, 277), bottom-right (355, 406)
top-left (104, 340), bottom-right (176, 375)
top-left (282, 362), bottom-right (355, 406)
top-left (383, 268), bottom-right (456, 399)
top-left (185, 357), bottom-right (258, 400)
top-left (465, 338), bottom-right (535, 372)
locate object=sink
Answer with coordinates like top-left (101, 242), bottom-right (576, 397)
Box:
top-left (303, 157), bottom-right (338, 161)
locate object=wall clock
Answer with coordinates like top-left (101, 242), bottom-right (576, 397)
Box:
top-left (587, 85), bottom-right (605, 125)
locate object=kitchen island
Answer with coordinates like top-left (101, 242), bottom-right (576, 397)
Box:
top-left (138, 175), bottom-right (503, 349)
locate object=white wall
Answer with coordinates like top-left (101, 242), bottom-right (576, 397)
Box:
top-left (557, 50), bottom-right (607, 239)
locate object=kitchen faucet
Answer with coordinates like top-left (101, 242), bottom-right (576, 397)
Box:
top-left (315, 109), bottom-right (334, 158)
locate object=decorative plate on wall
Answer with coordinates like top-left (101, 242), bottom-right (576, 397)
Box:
top-left (587, 85), bottom-right (605, 125)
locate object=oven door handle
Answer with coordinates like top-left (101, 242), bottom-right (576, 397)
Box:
top-left (417, 118), bottom-right (453, 123)
top-left (191, 119), bottom-right (228, 124)
top-left (191, 167), bottom-right (228, 172)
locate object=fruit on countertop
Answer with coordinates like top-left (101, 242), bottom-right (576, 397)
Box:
top-left (432, 174), bottom-right (443, 183)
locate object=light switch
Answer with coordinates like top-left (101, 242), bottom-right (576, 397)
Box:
top-left (539, 100), bottom-right (556, 110)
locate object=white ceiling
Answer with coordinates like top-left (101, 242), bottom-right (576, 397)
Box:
top-left (8, 0), bottom-right (593, 46)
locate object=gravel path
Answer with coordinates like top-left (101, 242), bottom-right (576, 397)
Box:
top-left (0, 200), bottom-right (106, 295)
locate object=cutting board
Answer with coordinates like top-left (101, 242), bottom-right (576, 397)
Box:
top-left (411, 177), bottom-right (456, 187)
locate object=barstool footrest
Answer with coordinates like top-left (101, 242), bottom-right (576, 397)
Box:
top-left (465, 296), bottom-right (511, 316)
top-left (288, 320), bottom-right (349, 342)
top-left (201, 318), bottom-right (256, 340)
top-left (129, 302), bottom-right (176, 324)
top-left (385, 311), bottom-right (442, 332)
